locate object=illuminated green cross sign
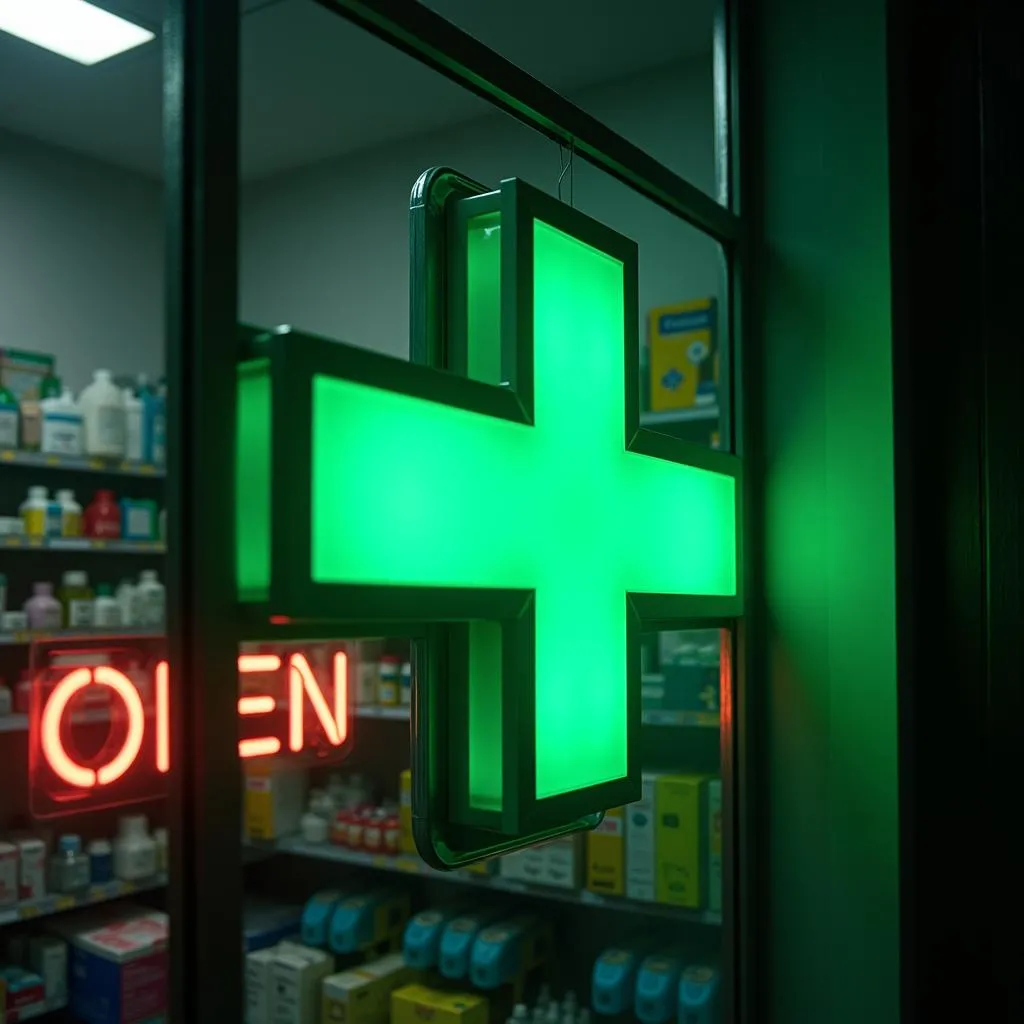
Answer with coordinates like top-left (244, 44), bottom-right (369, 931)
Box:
top-left (236, 174), bottom-right (741, 868)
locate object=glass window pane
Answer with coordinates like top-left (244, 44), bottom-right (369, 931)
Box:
top-left (239, 5), bottom-right (736, 1020)
top-left (0, 3), bottom-right (171, 1016)
top-left (419, 0), bottom-right (720, 198)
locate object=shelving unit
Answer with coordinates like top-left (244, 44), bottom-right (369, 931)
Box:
top-left (0, 449), bottom-right (164, 478)
top-left (0, 537), bottom-right (165, 553)
top-left (0, 875), bottom-right (167, 928)
top-left (273, 837), bottom-right (722, 926)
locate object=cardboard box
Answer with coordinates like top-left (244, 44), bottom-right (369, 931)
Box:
top-left (321, 952), bottom-right (420, 1024)
top-left (647, 299), bottom-right (717, 412)
top-left (655, 774), bottom-right (709, 909)
top-left (391, 984), bottom-right (489, 1024)
top-left (626, 773), bottom-right (658, 901)
top-left (59, 909), bottom-right (169, 1024)
top-left (707, 778), bottom-right (723, 915)
top-left (541, 836), bottom-right (582, 890)
top-left (271, 946), bottom-right (332, 1024)
top-left (244, 761), bottom-right (307, 841)
top-left (29, 935), bottom-right (68, 1009)
top-left (586, 807), bottom-right (625, 897)
top-left (0, 965), bottom-right (45, 1019)
top-left (245, 948), bottom-right (276, 1024)
top-left (0, 349), bottom-right (55, 403)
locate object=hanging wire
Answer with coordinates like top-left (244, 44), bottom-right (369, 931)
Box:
top-left (557, 139), bottom-right (576, 207)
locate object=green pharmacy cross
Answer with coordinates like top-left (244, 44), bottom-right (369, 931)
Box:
top-left (236, 172), bottom-right (741, 868)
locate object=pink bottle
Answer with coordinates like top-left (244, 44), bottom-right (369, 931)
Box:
top-left (24, 582), bottom-right (62, 631)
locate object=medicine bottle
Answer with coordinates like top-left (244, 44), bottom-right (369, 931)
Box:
top-left (113, 814), bottom-right (157, 881)
top-left (50, 835), bottom-right (90, 895)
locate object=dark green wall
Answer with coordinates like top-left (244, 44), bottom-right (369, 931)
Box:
top-left (750, 1), bottom-right (900, 1022)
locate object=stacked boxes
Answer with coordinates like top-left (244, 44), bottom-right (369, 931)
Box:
top-left (611, 774), bottom-right (724, 914)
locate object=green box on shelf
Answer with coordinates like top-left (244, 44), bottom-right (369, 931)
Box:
top-left (0, 348), bottom-right (55, 402)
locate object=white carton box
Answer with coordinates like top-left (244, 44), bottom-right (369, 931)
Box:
top-left (271, 946), bottom-right (332, 1024)
top-left (245, 947), bottom-right (277, 1024)
top-left (0, 842), bottom-right (18, 907)
top-left (542, 837), bottom-right (583, 890)
top-left (499, 846), bottom-right (544, 886)
top-left (30, 935), bottom-right (68, 1008)
top-left (708, 777), bottom-right (723, 915)
top-left (626, 773), bottom-right (658, 901)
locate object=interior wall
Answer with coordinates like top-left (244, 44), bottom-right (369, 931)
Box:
top-left (751, 0), bottom-right (900, 1021)
top-left (239, 57), bottom-right (718, 357)
top-left (0, 129), bottom-right (164, 392)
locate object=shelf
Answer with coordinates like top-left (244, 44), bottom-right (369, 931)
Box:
top-left (642, 708), bottom-right (720, 728)
top-left (0, 702), bottom-right (404, 735)
top-left (639, 406), bottom-right (719, 426)
top-left (0, 873), bottom-right (167, 928)
top-left (0, 627), bottom-right (162, 647)
top-left (0, 536), bottom-right (164, 553)
top-left (0, 449), bottom-right (164, 478)
top-left (273, 837), bottom-right (721, 927)
top-left (355, 705), bottom-right (410, 721)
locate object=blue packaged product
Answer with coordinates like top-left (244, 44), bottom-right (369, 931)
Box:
top-left (141, 388), bottom-right (166, 466)
top-left (439, 909), bottom-right (504, 980)
top-left (242, 898), bottom-right (303, 951)
top-left (635, 952), bottom-right (686, 1024)
top-left (300, 890), bottom-right (345, 949)
top-left (678, 964), bottom-right (721, 1024)
top-left (592, 946), bottom-right (645, 1016)
top-left (469, 916), bottom-right (539, 990)
top-left (328, 890), bottom-right (409, 954)
top-left (403, 907), bottom-right (461, 969)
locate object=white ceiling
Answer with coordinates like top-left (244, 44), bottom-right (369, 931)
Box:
top-left (0, 0), bottom-right (712, 181)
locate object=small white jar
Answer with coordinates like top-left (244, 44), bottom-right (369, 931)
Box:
top-left (113, 814), bottom-right (157, 881)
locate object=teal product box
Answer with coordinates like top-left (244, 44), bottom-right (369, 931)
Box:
top-left (438, 910), bottom-right (503, 980)
top-left (403, 908), bottom-right (461, 969)
top-left (120, 499), bottom-right (157, 541)
top-left (592, 946), bottom-right (645, 1016)
top-left (0, 965), bottom-right (46, 1018)
top-left (635, 952), bottom-right (686, 1024)
top-left (300, 890), bottom-right (345, 949)
top-left (328, 890), bottom-right (409, 954)
top-left (679, 964), bottom-right (721, 1024)
top-left (468, 916), bottom-right (541, 990)
top-left (243, 898), bottom-right (302, 951)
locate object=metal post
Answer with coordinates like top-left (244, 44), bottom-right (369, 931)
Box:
top-left (164, 0), bottom-right (242, 1019)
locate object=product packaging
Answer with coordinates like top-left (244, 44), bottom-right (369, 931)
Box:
top-left (647, 298), bottom-right (717, 412)
top-left (321, 952), bottom-right (422, 1024)
top-left (41, 388), bottom-right (84, 456)
top-left (626, 774), bottom-right (658, 902)
top-left (55, 908), bottom-right (168, 1024)
top-left (391, 984), bottom-right (489, 1024)
top-left (586, 806), bottom-right (626, 896)
top-left (243, 762), bottom-right (307, 841)
top-left (270, 946), bottom-right (333, 1024)
top-left (0, 842), bottom-right (18, 907)
top-left (16, 838), bottom-right (46, 900)
top-left (79, 370), bottom-right (126, 458)
top-left (84, 490), bottom-right (121, 539)
top-left (654, 774), bottom-right (710, 909)
top-left (29, 935), bottom-right (68, 1009)
top-left (0, 383), bottom-right (18, 448)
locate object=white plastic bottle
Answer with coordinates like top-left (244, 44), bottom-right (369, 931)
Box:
top-left (122, 388), bottom-right (143, 462)
top-left (93, 584), bottom-right (122, 628)
top-left (113, 814), bottom-right (156, 881)
top-left (19, 486), bottom-right (50, 537)
top-left (136, 569), bottom-right (165, 627)
top-left (79, 370), bottom-right (126, 458)
top-left (115, 579), bottom-right (137, 626)
top-left (55, 489), bottom-right (83, 537)
top-left (40, 388), bottom-right (84, 456)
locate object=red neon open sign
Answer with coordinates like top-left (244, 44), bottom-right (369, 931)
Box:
top-left (28, 638), bottom-right (352, 819)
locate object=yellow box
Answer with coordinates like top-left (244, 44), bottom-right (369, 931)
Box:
top-left (585, 807), bottom-right (625, 897)
top-left (391, 984), bottom-right (489, 1024)
top-left (654, 774), bottom-right (709, 909)
top-left (321, 952), bottom-right (420, 1024)
top-left (647, 298), bottom-right (717, 412)
top-left (399, 770), bottom-right (415, 854)
top-left (244, 760), bottom-right (306, 841)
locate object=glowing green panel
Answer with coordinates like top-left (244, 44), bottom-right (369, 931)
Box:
top-left (467, 620), bottom-right (503, 811)
top-left (236, 359), bottom-right (271, 599)
top-left (311, 219), bottom-right (736, 801)
top-left (465, 211), bottom-right (502, 386)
